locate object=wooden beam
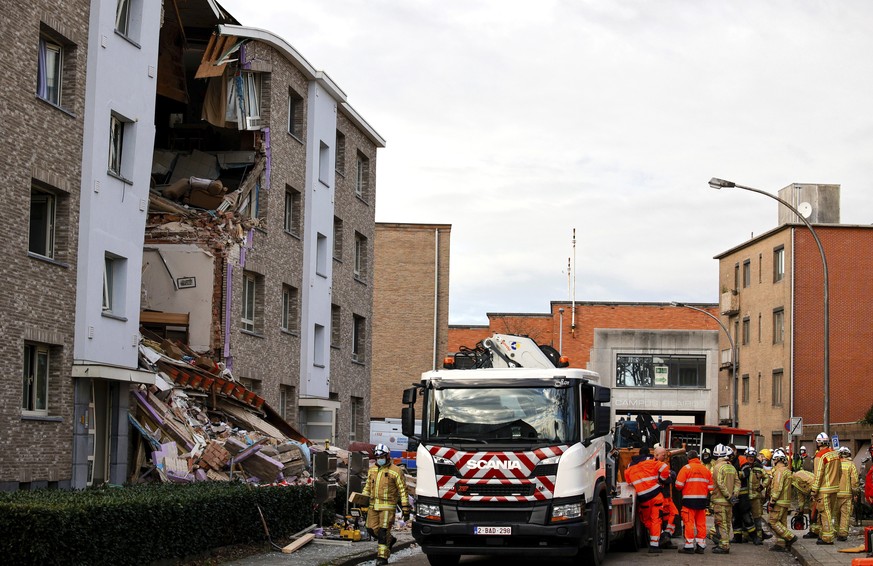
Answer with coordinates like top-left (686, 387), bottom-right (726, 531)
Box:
top-left (282, 533), bottom-right (314, 554)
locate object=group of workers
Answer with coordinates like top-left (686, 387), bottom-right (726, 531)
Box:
top-left (625, 432), bottom-right (870, 555)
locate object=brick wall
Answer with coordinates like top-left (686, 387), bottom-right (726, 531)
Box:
top-left (371, 224), bottom-right (451, 420)
top-left (0, 1), bottom-right (90, 488)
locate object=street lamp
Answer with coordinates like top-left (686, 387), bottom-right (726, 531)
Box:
top-left (672, 302), bottom-right (738, 428)
top-left (708, 177), bottom-right (830, 434)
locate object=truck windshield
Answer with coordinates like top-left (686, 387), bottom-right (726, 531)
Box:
top-left (426, 386), bottom-right (579, 444)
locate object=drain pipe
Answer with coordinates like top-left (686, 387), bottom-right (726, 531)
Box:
top-left (433, 229), bottom-right (439, 370)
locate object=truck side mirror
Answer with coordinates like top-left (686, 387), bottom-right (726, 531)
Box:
top-left (593, 385), bottom-right (610, 403)
top-left (402, 387), bottom-right (417, 405)
top-left (594, 405), bottom-right (612, 438)
top-left (401, 407), bottom-right (416, 437)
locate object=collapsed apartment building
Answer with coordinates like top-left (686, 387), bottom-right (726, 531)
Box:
top-left (3, 0), bottom-right (382, 491)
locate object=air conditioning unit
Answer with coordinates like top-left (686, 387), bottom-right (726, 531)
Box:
top-left (245, 116), bottom-right (263, 130)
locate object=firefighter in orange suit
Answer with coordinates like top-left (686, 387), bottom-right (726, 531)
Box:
top-left (653, 446), bottom-right (678, 548)
top-left (361, 443), bottom-right (411, 566)
top-left (674, 449), bottom-right (713, 554)
top-left (625, 446), bottom-right (671, 553)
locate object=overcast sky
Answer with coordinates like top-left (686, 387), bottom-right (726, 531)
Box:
top-left (222, 0), bottom-right (873, 324)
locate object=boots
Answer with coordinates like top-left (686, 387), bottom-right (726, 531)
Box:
top-left (803, 531), bottom-right (818, 539)
top-left (660, 532), bottom-right (677, 549)
top-left (786, 535), bottom-right (798, 548)
top-left (751, 535), bottom-right (763, 546)
top-left (712, 546), bottom-right (730, 554)
top-left (376, 559), bottom-right (389, 566)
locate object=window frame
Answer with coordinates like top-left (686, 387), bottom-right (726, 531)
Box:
top-left (772, 369), bottom-right (784, 406)
top-left (22, 343), bottom-right (50, 415)
top-left (115, 0), bottom-right (132, 36)
top-left (287, 88), bottom-right (304, 140)
top-left (742, 316), bottom-right (750, 345)
top-left (281, 284), bottom-right (299, 333)
top-left (773, 246), bottom-right (785, 282)
top-left (355, 152), bottom-right (370, 200)
top-left (333, 216), bottom-right (343, 260)
top-left (29, 187), bottom-right (56, 258)
top-left (335, 130), bottom-right (346, 175)
top-left (352, 314), bottom-right (366, 362)
top-left (742, 259), bottom-right (751, 288)
top-left (284, 185), bottom-right (301, 236)
top-left (772, 308), bottom-right (785, 344)
top-left (242, 272), bottom-right (257, 332)
top-left (331, 304), bottom-right (341, 347)
top-left (37, 37), bottom-right (63, 106)
top-left (615, 354), bottom-right (707, 388)
top-left (354, 232), bottom-right (367, 281)
top-left (108, 114), bottom-right (125, 178)
top-left (741, 374), bottom-right (750, 404)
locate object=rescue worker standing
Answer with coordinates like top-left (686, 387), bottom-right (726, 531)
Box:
top-left (710, 444), bottom-right (740, 554)
top-left (653, 446), bottom-right (678, 548)
top-left (732, 446), bottom-right (756, 543)
top-left (746, 447), bottom-right (771, 544)
top-left (835, 446), bottom-right (860, 541)
top-left (768, 449), bottom-right (798, 552)
top-left (674, 449), bottom-right (713, 554)
top-left (810, 432), bottom-right (842, 545)
top-left (625, 446), bottom-right (670, 553)
top-left (361, 444), bottom-right (411, 565)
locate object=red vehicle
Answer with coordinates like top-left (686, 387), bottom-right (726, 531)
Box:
top-left (663, 424), bottom-right (755, 454)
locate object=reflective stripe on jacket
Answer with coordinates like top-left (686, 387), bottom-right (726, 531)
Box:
top-left (625, 458), bottom-right (670, 503)
top-left (711, 458), bottom-right (740, 505)
top-left (748, 465), bottom-right (769, 500)
top-left (770, 464), bottom-right (793, 507)
top-left (674, 457), bottom-right (713, 510)
top-left (812, 448), bottom-right (842, 494)
top-left (837, 458), bottom-right (859, 498)
top-left (362, 463), bottom-right (409, 511)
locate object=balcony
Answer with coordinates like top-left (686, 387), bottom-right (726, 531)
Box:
top-left (720, 290), bottom-right (739, 315)
top-left (720, 348), bottom-right (734, 369)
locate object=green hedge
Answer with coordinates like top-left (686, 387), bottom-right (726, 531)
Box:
top-left (0, 482), bottom-right (314, 565)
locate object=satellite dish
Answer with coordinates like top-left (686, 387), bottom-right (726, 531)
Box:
top-left (798, 201), bottom-right (813, 219)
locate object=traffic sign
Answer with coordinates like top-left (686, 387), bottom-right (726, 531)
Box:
top-left (786, 417), bottom-right (803, 437)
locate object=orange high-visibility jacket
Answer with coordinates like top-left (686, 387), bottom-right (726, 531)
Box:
top-left (674, 457), bottom-right (714, 510)
top-left (626, 458), bottom-right (670, 503)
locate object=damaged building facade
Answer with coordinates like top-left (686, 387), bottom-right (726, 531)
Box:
top-left (2, 0), bottom-right (382, 491)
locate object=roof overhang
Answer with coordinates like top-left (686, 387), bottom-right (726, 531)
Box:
top-left (72, 362), bottom-right (156, 385)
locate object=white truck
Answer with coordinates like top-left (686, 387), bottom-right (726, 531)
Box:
top-left (401, 334), bottom-right (640, 566)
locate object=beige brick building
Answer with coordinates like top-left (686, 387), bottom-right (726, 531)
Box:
top-left (371, 223), bottom-right (451, 420)
top-left (714, 183), bottom-right (873, 453)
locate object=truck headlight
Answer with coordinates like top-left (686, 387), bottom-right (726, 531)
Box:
top-left (417, 502), bottom-right (442, 521)
top-left (551, 502), bottom-right (582, 522)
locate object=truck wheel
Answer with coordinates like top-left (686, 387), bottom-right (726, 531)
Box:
top-left (425, 553), bottom-right (460, 566)
top-left (582, 494), bottom-right (607, 565)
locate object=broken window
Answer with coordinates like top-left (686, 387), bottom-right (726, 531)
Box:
top-left (37, 37), bottom-right (63, 106)
top-left (29, 187), bottom-right (56, 258)
top-left (108, 114), bottom-right (127, 178)
top-left (23, 343), bottom-right (49, 414)
top-left (226, 71), bottom-right (262, 130)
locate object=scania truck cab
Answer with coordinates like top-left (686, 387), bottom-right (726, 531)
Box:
top-left (400, 334), bottom-right (635, 566)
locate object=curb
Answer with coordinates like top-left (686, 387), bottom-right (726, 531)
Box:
top-left (331, 540), bottom-right (419, 566)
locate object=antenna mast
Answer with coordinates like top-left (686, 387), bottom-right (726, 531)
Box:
top-left (571, 228), bottom-right (576, 335)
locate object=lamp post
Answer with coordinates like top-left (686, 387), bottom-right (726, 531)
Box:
top-left (672, 302), bottom-right (738, 427)
top-left (558, 308), bottom-right (565, 353)
top-left (708, 177), bottom-right (830, 434)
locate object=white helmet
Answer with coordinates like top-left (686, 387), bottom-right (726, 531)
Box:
top-left (839, 446), bottom-right (851, 457)
top-left (816, 432), bottom-right (830, 447)
top-left (800, 445), bottom-right (808, 454)
top-left (745, 447), bottom-right (757, 458)
top-left (724, 445), bottom-right (735, 458)
top-left (374, 443), bottom-right (390, 457)
top-left (772, 449), bottom-right (788, 465)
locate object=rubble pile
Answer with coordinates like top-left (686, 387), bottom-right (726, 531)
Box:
top-left (129, 341), bottom-right (310, 486)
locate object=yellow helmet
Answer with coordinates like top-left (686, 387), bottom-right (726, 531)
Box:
top-left (759, 448), bottom-right (773, 460)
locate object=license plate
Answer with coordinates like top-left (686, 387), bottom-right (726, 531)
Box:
top-left (474, 526), bottom-right (512, 535)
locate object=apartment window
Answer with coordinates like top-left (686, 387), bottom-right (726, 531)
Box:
top-left (281, 285), bottom-right (299, 333)
top-left (355, 152), bottom-right (370, 200)
top-left (226, 72), bottom-right (262, 130)
top-left (318, 141), bottom-right (330, 186)
top-left (772, 369), bottom-right (783, 406)
top-left (22, 343), bottom-right (50, 414)
top-left (288, 88), bottom-right (303, 139)
top-left (279, 385), bottom-right (296, 424)
top-left (733, 263), bottom-right (739, 291)
top-left (115, 0), bottom-right (142, 39)
top-left (333, 217), bottom-right (343, 260)
top-left (742, 317), bottom-right (750, 345)
top-left (37, 37), bottom-right (63, 106)
top-left (331, 304), bottom-right (341, 347)
top-left (103, 254), bottom-right (127, 315)
top-left (742, 374), bottom-right (750, 404)
top-left (350, 396), bottom-right (364, 442)
top-left (354, 232), bottom-right (367, 281)
top-left (758, 313), bottom-right (762, 343)
top-left (352, 314), bottom-right (366, 362)
top-left (241, 271), bottom-right (263, 333)
top-left (742, 259), bottom-right (751, 288)
top-left (314, 324), bottom-right (325, 367)
top-left (774, 246), bottom-right (785, 282)
top-left (29, 186), bottom-right (56, 258)
top-left (108, 113), bottom-right (134, 181)
top-left (335, 131), bottom-right (346, 174)
top-left (615, 354), bottom-right (706, 388)
top-left (284, 186), bottom-right (301, 236)
top-left (773, 308), bottom-right (784, 344)
top-left (316, 233), bottom-right (328, 277)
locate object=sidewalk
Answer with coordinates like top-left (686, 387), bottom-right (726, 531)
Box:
top-left (783, 524), bottom-right (869, 566)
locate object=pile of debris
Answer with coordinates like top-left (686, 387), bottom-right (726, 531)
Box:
top-left (129, 341), bottom-right (310, 485)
